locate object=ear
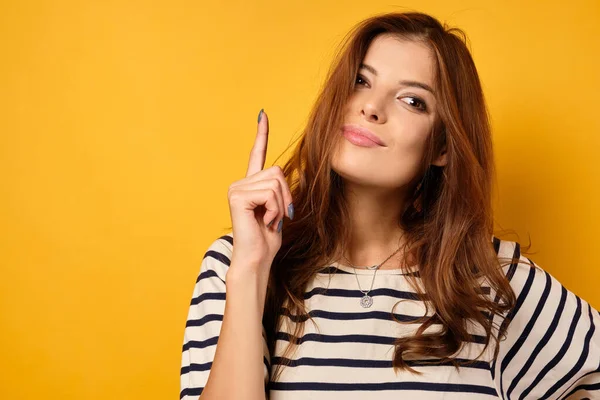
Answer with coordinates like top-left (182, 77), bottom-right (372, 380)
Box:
top-left (431, 147), bottom-right (447, 167)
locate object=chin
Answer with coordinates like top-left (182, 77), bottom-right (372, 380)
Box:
top-left (332, 166), bottom-right (397, 190)
top-left (331, 157), bottom-right (414, 192)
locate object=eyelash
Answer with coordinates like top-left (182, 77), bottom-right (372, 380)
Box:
top-left (355, 75), bottom-right (428, 112)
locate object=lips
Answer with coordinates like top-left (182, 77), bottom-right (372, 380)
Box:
top-left (341, 124), bottom-right (386, 147)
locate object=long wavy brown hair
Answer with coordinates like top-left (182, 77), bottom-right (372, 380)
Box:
top-left (247, 11), bottom-right (533, 381)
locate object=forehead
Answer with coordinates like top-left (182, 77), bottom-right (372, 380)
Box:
top-left (362, 34), bottom-right (436, 88)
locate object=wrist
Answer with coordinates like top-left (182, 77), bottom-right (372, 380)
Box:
top-left (225, 267), bottom-right (267, 319)
top-left (228, 256), bottom-right (270, 279)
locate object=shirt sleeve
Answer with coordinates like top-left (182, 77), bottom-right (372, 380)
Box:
top-left (180, 233), bottom-right (271, 399)
top-left (491, 241), bottom-right (600, 399)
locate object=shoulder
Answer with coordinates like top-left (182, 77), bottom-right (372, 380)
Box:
top-left (489, 237), bottom-right (600, 399)
top-left (490, 236), bottom-right (565, 329)
top-left (199, 231), bottom-right (234, 282)
top-left (491, 236), bottom-right (596, 333)
top-left (204, 231), bottom-right (234, 260)
top-left (493, 236), bottom-right (547, 295)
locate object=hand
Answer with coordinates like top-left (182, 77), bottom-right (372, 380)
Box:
top-left (227, 109), bottom-right (294, 275)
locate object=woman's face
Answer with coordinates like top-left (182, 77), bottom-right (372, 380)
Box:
top-left (331, 34), bottom-right (446, 190)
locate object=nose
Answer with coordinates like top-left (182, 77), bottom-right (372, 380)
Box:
top-left (360, 95), bottom-right (387, 124)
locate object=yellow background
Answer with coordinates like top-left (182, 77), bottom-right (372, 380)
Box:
top-left (1, 0), bottom-right (598, 398)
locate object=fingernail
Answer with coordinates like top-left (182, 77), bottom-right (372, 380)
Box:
top-left (258, 108), bottom-right (264, 123)
top-left (288, 203), bottom-right (294, 220)
top-left (277, 219), bottom-right (283, 233)
top-left (267, 218), bottom-right (276, 228)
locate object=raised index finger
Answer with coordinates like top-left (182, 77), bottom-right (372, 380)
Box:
top-left (246, 109), bottom-right (269, 177)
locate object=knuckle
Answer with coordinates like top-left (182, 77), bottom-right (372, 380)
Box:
top-left (269, 165), bottom-right (283, 176)
top-left (228, 189), bottom-right (241, 203)
top-left (227, 184), bottom-right (236, 196)
top-left (268, 189), bottom-right (277, 200)
top-left (270, 178), bottom-right (281, 191)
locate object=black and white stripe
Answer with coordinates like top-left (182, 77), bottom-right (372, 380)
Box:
top-left (180, 233), bottom-right (600, 399)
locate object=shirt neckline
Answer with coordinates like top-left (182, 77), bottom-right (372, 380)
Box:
top-left (319, 234), bottom-right (496, 276)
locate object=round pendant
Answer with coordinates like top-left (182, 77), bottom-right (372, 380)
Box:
top-left (360, 294), bottom-right (373, 308)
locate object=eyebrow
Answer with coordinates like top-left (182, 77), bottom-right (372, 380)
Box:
top-left (359, 63), bottom-right (435, 95)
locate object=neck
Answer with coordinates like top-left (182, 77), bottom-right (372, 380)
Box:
top-left (340, 182), bottom-right (410, 270)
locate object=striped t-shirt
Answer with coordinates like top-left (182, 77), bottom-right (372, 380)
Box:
top-left (180, 233), bottom-right (600, 399)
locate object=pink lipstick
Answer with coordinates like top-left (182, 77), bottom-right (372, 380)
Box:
top-left (342, 125), bottom-right (386, 147)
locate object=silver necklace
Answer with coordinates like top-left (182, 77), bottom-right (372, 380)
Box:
top-left (342, 245), bottom-right (404, 308)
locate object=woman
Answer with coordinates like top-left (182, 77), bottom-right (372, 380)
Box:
top-left (180, 11), bottom-right (600, 400)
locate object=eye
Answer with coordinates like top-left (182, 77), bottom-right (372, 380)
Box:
top-left (355, 74), bottom-right (369, 87)
top-left (401, 96), bottom-right (427, 112)
top-left (354, 74), bottom-right (428, 112)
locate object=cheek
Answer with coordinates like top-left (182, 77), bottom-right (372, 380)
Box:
top-left (387, 117), bottom-right (431, 158)
top-left (376, 123), bottom-right (431, 184)
top-left (384, 142), bottom-right (425, 179)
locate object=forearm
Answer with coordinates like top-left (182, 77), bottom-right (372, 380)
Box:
top-left (199, 267), bottom-right (268, 400)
